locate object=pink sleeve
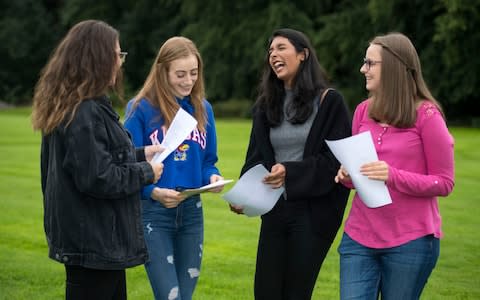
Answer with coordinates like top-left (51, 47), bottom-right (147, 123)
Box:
top-left (351, 100), bottom-right (367, 135)
top-left (339, 101), bottom-right (367, 189)
top-left (386, 107), bottom-right (455, 197)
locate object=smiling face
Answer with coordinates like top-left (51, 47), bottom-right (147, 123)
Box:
top-left (360, 44), bottom-right (383, 93)
top-left (268, 36), bottom-right (305, 88)
top-left (167, 54), bottom-right (199, 98)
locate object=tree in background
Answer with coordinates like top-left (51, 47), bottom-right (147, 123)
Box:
top-left (0, 0), bottom-right (60, 104)
top-left (180, 0), bottom-right (317, 101)
top-left (430, 0), bottom-right (480, 120)
top-left (0, 0), bottom-right (478, 122)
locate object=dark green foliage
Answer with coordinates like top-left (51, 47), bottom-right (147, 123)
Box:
top-left (0, 0), bottom-right (478, 121)
top-left (430, 0), bottom-right (480, 120)
top-left (0, 0), bottom-right (60, 104)
top-left (212, 98), bottom-right (253, 119)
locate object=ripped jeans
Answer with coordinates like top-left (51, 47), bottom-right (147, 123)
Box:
top-left (142, 195), bottom-right (203, 300)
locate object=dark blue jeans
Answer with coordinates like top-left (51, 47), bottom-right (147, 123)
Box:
top-left (338, 233), bottom-right (439, 300)
top-left (254, 199), bottom-right (332, 300)
top-left (142, 196), bottom-right (203, 300)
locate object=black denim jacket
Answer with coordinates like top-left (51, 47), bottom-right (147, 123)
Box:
top-left (40, 96), bottom-right (153, 270)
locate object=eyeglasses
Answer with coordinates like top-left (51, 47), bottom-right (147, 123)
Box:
top-left (363, 58), bottom-right (381, 71)
top-left (119, 51), bottom-right (128, 63)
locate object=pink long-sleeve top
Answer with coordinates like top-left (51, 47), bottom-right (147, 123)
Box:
top-left (344, 99), bottom-right (455, 248)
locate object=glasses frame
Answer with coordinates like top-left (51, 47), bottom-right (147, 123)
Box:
top-left (363, 57), bottom-right (381, 71)
top-left (119, 51), bottom-right (128, 63)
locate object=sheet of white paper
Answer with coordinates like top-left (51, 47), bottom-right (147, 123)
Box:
top-left (326, 131), bottom-right (392, 208)
top-left (179, 179), bottom-right (234, 197)
top-left (222, 164), bottom-right (284, 217)
top-left (151, 108), bottom-right (198, 163)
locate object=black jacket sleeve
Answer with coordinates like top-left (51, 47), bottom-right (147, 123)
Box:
top-left (241, 121), bottom-right (265, 176)
top-left (240, 105), bottom-right (278, 176)
top-left (62, 102), bottom-right (154, 199)
top-left (135, 147), bottom-right (146, 162)
top-left (40, 136), bottom-right (49, 196)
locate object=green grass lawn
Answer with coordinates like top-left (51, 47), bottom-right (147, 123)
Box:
top-left (0, 107), bottom-right (479, 299)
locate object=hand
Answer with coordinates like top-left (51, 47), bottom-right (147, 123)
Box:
top-left (335, 165), bottom-right (351, 183)
top-left (144, 145), bottom-right (164, 162)
top-left (208, 174), bottom-right (224, 193)
top-left (149, 162), bottom-right (164, 183)
top-left (151, 187), bottom-right (186, 208)
top-left (360, 161), bottom-right (389, 182)
top-left (263, 163), bottom-right (285, 188)
top-left (229, 204), bottom-right (244, 215)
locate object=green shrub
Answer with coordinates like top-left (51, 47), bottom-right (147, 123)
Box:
top-left (212, 98), bottom-right (253, 119)
top-left (472, 117), bottom-right (480, 128)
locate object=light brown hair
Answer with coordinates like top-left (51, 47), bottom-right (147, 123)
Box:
top-left (368, 32), bottom-right (443, 127)
top-left (130, 37), bottom-right (207, 131)
top-left (31, 20), bottom-right (122, 134)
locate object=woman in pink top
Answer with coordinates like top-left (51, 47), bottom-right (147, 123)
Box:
top-left (335, 33), bottom-right (454, 299)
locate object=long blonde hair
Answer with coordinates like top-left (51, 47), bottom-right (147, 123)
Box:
top-left (31, 20), bottom-right (122, 134)
top-left (130, 36), bottom-right (207, 131)
top-left (368, 32), bottom-right (443, 127)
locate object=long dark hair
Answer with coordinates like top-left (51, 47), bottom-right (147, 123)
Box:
top-left (256, 28), bottom-right (329, 126)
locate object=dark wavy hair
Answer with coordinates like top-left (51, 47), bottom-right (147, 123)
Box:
top-left (256, 28), bottom-right (329, 126)
top-left (32, 20), bottom-right (122, 134)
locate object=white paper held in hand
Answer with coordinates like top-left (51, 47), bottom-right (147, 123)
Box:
top-left (151, 108), bottom-right (198, 164)
top-left (223, 164), bottom-right (284, 217)
top-left (179, 179), bottom-right (234, 197)
top-left (325, 131), bottom-right (392, 208)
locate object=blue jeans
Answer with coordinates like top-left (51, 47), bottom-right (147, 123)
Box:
top-left (142, 196), bottom-right (203, 300)
top-left (338, 233), bottom-right (439, 300)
